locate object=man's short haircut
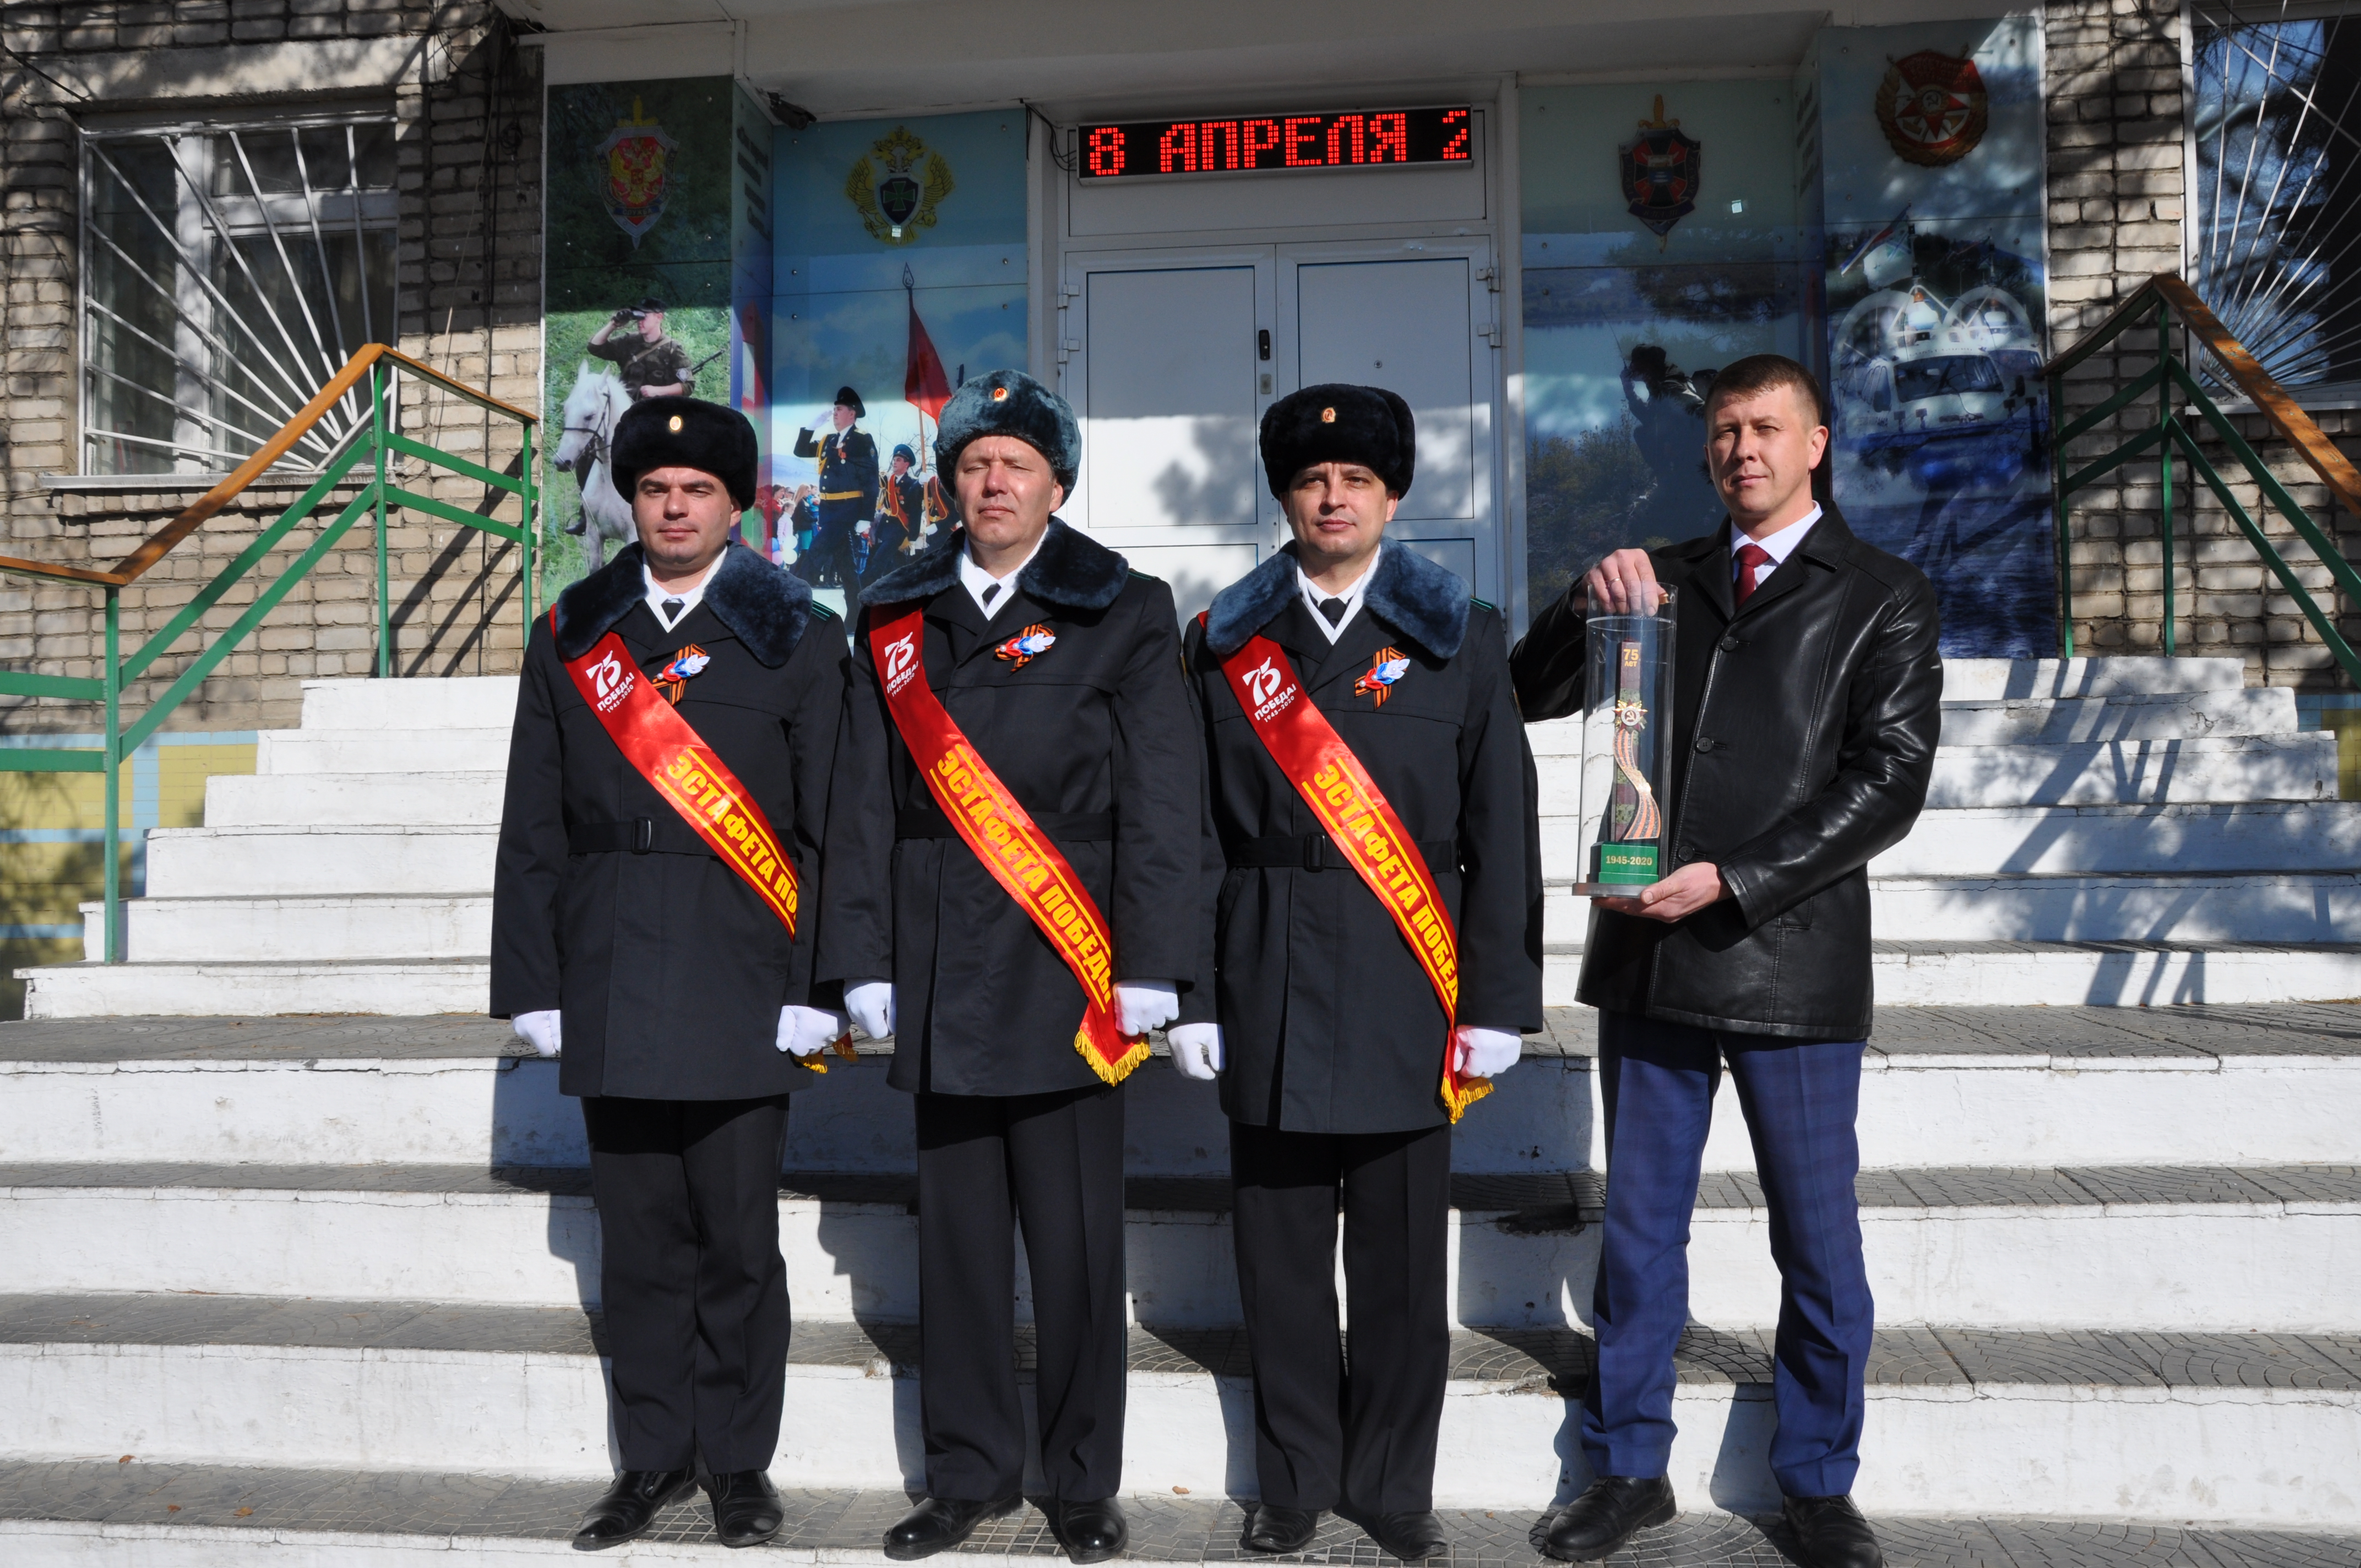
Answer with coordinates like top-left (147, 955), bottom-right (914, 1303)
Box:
top-left (1704, 353), bottom-right (1826, 429)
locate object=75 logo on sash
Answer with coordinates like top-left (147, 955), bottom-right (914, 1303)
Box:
top-left (882, 633), bottom-right (920, 693)
top-left (589, 650), bottom-right (632, 710)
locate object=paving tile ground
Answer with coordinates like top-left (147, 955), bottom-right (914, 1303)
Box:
top-left (0, 1463), bottom-right (2353, 1566)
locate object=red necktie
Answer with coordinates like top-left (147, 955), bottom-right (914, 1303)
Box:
top-left (1734, 542), bottom-right (1774, 606)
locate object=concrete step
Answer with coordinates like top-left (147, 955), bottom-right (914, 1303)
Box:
top-left (91, 894), bottom-right (490, 963)
top-left (4, 1161), bottom-right (2352, 1332)
top-left (1934, 687), bottom-right (2298, 746)
top-left (1921, 734), bottom-right (2341, 806)
top-left (297, 674), bottom-right (519, 732)
top-left (6, 1008), bottom-right (2358, 1171)
top-left (144, 826), bottom-right (498, 897)
top-left (203, 770), bottom-right (506, 829)
top-left (1544, 938), bottom-right (2361, 1006)
top-left (1542, 873), bottom-right (2361, 946)
top-left (1938, 655), bottom-right (2249, 699)
top-left (15, 1472), bottom-right (2356, 1568)
top-left (5, 1465), bottom-right (2349, 1568)
top-left (253, 728), bottom-right (511, 776)
top-left (19, 960), bottom-right (491, 1020)
top-left (1538, 803), bottom-right (2361, 882)
top-left (4, 1293), bottom-right (2354, 1525)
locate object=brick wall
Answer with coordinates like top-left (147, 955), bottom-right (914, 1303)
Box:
top-left (0, 2), bottom-right (542, 735)
top-left (2044, 0), bottom-right (2361, 688)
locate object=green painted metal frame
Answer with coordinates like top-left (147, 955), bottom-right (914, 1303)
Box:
top-left (2046, 274), bottom-right (2361, 685)
top-left (0, 346), bottom-right (537, 962)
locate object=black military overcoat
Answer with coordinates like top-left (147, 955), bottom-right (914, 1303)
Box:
top-left (490, 540), bottom-right (848, 1099)
top-left (794, 426), bottom-right (879, 531)
top-left (817, 520), bottom-right (1203, 1097)
top-left (1180, 543), bottom-right (1545, 1135)
top-left (1509, 505), bottom-right (1942, 1039)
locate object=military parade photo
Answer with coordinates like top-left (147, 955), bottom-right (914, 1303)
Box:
top-left (2, 6), bottom-right (2359, 1568)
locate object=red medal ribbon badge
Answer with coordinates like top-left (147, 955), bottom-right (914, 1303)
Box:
top-left (654, 643), bottom-right (710, 704)
top-left (995, 624), bottom-right (1058, 669)
top-left (1207, 616), bottom-right (1488, 1121)
top-left (870, 605), bottom-right (1149, 1085)
top-left (1352, 646), bottom-right (1412, 707)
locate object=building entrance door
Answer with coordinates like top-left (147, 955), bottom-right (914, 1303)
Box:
top-left (1060, 238), bottom-right (1500, 622)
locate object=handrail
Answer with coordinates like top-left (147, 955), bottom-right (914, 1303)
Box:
top-left (2046, 273), bottom-right (2361, 687)
top-left (0, 344), bottom-right (535, 589)
top-left (0, 346), bottom-right (538, 965)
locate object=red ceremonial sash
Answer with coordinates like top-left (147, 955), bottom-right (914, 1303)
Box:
top-left (868, 603), bottom-right (1150, 1086)
top-left (557, 610), bottom-right (852, 1069)
top-left (1207, 617), bottom-right (1490, 1122)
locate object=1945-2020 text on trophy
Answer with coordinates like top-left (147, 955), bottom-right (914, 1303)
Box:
top-left (1569, 586), bottom-right (1675, 896)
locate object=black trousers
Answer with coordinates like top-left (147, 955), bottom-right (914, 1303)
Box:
top-left (1230, 1119), bottom-right (1452, 1515)
top-left (582, 1094), bottom-right (792, 1473)
top-left (914, 1083), bottom-right (1127, 1502)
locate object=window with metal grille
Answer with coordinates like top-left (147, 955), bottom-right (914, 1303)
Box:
top-left (2189, 5), bottom-right (2361, 397)
top-left (79, 113), bottom-right (399, 477)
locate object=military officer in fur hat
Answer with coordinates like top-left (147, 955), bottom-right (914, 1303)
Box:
top-left (819, 369), bottom-right (1203, 1564)
top-left (792, 385), bottom-right (880, 609)
top-left (492, 396), bottom-right (850, 1551)
top-left (1176, 384), bottom-right (1544, 1562)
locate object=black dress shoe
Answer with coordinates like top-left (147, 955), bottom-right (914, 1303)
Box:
top-left (1052, 1497), bottom-right (1129, 1565)
top-left (1542, 1475), bottom-right (1675, 1561)
top-left (1781, 1495), bottom-right (1884, 1568)
top-left (572, 1468), bottom-right (698, 1549)
top-left (706, 1470), bottom-right (785, 1548)
top-left (1243, 1504), bottom-right (1321, 1553)
top-left (883, 1495), bottom-right (1022, 1561)
top-left (1358, 1509), bottom-right (1449, 1561)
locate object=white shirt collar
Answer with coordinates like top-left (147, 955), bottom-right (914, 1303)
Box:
top-left (644, 558), bottom-right (718, 634)
top-left (1733, 503), bottom-right (1823, 578)
top-left (1296, 544), bottom-right (1382, 644)
top-left (960, 531), bottom-right (1046, 621)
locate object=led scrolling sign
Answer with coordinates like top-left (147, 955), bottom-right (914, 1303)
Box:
top-left (1078, 106), bottom-right (1472, 180)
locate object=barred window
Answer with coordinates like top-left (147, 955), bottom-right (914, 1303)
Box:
top-left (2189, 6), bottom-right (2361, 395)
top-left (80, 113), bottom-right (399, 477)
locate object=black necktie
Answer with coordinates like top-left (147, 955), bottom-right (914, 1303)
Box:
top-left (661, 597), bottom-right (684, 623)
top-left (1319, 596), bottom-right (1348, 627)
top-left (982, 582), bottom-right (1002, 609)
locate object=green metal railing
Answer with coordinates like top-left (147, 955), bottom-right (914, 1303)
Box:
top-left (2047, 273), bottom-right (2361, 684)
top-left (0, 345), bottom-right (537, 962)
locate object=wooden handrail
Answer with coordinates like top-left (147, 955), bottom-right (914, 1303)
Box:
top-left (0, 344), bottom-right (535, 590)
top-left (2050, 272), bottom-right (2361, 525)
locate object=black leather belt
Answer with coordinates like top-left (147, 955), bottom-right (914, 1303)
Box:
top-left (568, 816), bottom-right (712, 856)
top-left (1230, 834), bottom-right (1460, 872)
top-left (896, 808), bottom-right (1115, 842)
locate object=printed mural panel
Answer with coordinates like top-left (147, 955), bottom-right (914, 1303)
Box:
top-left (542, 78), bottom-right (742, 595)
top-left (769, 112), bottom-right (1029, 612)
top-left (1818, 16), bottom-right (2054, 658)
top-left (1519, 81), bottom-right (1809, 613)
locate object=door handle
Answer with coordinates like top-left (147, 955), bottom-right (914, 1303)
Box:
top-left (1258, 329), bottom-right (1271, 362)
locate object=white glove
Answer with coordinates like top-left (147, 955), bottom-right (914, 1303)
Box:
top-left (1116, 980), bottom-right (1179, 1037)
top-left (512, 1009), bottom-right (561, 1059)
top-left (779, 1005), bottom-right (847, 1057)
top-left (1168, 1022), bottom-right (1224, 1080)
top-left (856, 520), bottom-right (873, 537)
top-left (845, 980), bottom-right (896, 1041)
top-left (1454, 1025), bottom-right (1521, 1080)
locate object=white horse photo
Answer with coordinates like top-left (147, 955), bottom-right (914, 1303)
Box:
top-left (552, 363), bottom-right (635, 570)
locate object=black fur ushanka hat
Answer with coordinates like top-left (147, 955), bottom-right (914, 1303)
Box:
top-left (935, 369), bottom-right (1081, 491)
top-left (608, 396), bottom-right (760, 509)
top-left (1260, 383), bottom-right (1416, 499)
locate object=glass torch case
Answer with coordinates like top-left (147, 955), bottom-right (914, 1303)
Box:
top-left (1569, 587), bottom-right (1676, 896)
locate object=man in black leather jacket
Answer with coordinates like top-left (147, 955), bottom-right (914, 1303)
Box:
top-left (1510, 355), bottom-right (1941, 1568)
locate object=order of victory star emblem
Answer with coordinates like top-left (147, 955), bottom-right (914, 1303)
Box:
top-left (995, 624), bottom-right (1057, 669)
top-left (1353, 647), bottom-right (1412, 707)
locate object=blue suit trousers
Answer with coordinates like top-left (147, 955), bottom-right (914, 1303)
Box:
top-left (1579, 1010), bottom-right (1873, 1499)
